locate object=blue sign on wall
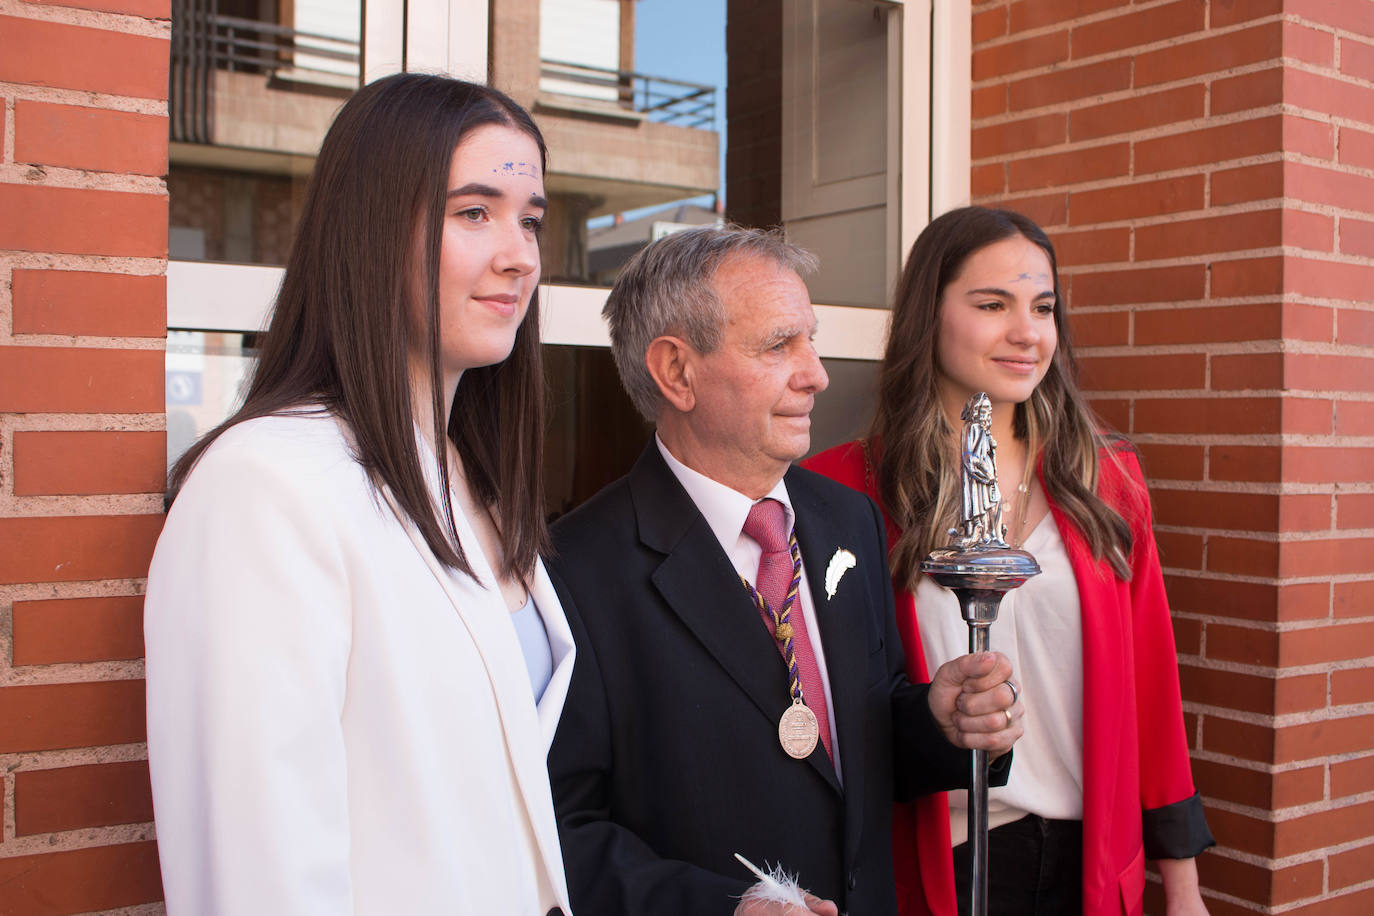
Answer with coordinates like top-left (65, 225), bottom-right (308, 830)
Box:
top-left (166, 370), bottom-right (203, 406)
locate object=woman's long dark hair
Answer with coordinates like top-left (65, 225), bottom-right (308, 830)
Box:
top-left (871, 206), bottom-right (1134, 588)
top-left (169, 73), bottom-right (549, 581)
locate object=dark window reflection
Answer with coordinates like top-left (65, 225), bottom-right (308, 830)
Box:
top-left (808, 357), bottom-right (879, 458)
top-left (543, 346), bottom-right (651, 520)
top-left (542, 346), bottom-right (879, 518)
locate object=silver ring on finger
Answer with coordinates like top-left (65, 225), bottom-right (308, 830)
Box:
top-left (1004, 679), bottom-right (1019, 706)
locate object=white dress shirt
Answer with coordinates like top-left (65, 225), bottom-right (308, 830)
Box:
top-left (657, 436), bottom-right (843, 780)
top-left (915, 513), bottom-right (1085, 842)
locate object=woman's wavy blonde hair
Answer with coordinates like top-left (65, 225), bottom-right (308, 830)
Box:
top-left (871, 206), bottom-right (1135, 589)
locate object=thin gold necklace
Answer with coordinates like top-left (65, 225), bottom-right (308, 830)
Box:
top-left (1006, 447), bottom-right (1036, 549)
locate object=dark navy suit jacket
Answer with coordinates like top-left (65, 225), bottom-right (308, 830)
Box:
top-left (547, 444), bottom-right (1004, 915)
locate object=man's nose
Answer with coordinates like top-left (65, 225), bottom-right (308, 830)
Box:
top-left (796, 343), bottom-right (829, 393)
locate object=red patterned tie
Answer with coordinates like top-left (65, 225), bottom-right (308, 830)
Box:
top-left (742, 498), bottom-right (833, 761)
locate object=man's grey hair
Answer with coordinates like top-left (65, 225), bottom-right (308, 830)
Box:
top-left (603, 224), bottom-right (819, 421)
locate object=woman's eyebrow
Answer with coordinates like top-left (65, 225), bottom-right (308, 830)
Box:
top-left (448, 181), bottom-right (502, 199)
top-left (447, 183), bottom-right (548, 210)
top-left (963, 285), bottom-right (1056, 300)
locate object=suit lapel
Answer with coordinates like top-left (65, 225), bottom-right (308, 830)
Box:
top-left (380, 482), bottom-right (571, 911)
top-left (634, 447), bottom-right (851, 795)
top-left (530, 559), bottom-right (576, 750)
top-left (631, 447), bottom-right (793, 735)
top-left (789, 467), bottom-right (871, 857)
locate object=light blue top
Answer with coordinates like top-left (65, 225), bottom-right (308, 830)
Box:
top-left (511, 594), bottom-right (553, 702)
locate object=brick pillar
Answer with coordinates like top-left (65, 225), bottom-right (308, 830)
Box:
top-left (0, 2), bottom-right (170, 912)
top-left (971, 1), bottom-right (1374, 912)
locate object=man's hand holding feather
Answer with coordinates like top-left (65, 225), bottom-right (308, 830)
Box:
top-left (735, 890), bottom-right (839, 916)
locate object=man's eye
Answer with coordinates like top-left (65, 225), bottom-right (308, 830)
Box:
top-left (521, 215), bottom-right (545, 233)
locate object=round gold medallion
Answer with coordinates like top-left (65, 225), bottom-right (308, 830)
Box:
top-left (778, 698), bottom-right (819, 759)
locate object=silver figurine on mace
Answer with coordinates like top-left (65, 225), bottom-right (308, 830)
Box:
top-left (921, 392), bottom-right (1040, 916)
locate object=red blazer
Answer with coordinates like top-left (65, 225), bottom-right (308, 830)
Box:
top-left (804, 440), bottom-right (1211, 916)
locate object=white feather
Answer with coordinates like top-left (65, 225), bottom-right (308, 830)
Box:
top-left (824, 548), bottom-right (857, 599)
top-left (734, 852), bottom-right (811, 909)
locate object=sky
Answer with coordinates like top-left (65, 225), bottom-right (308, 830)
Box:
top-left (589, 0), bottom-right (727, 226)
top-left (635, 0), bottom-right (727, 103)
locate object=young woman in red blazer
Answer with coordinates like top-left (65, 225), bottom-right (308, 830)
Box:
top-left (806, 206), bottom-right (1213, 916)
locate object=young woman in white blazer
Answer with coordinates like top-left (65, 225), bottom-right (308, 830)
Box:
top-left (145, 74), bottom-right (575, 914)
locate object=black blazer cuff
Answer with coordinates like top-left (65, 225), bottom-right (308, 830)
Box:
top-left (988, 749), bottom-right (1012, 787)
top-left (1142, 791), bottom-right (1215, 860)
top-left (903, 686), bottom-right (1012, 792)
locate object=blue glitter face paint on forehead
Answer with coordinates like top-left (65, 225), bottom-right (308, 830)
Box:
top-left (494, 161), bottom-right (538, 178)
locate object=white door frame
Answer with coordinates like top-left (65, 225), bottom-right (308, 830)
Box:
top-left (166, 262), bottom-right (889, 360)
top-left (885, 0), bottom-right (974, 290)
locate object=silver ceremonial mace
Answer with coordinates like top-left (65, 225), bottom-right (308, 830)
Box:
top-left (920, 392), bottom-right (1040, 916)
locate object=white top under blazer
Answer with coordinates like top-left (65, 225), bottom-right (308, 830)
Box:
top-left (145, 411), bottom-right (575, 914)
top-left (916, 513), bottom-right (1085, 843)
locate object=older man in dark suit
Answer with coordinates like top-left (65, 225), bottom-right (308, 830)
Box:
top-left (547, 226), bottom-right (1022, 916)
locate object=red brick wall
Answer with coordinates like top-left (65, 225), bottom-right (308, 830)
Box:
top-left (972, 1), bottom-right (1374, 912)
top-left (0, 1), bottom-right (169, 912)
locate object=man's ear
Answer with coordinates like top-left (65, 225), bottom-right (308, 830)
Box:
top-left (645, 336), bottom-right (695, 413)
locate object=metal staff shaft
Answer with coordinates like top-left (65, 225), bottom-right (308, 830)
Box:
top-left (957, 593), bottom-right (1002, 916)
top-left (969, 622), bottom-right (991, 916)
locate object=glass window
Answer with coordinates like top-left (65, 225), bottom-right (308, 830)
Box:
top-left (168, 166), bottom-right (308, 265)
top-left (169, 0), bottom-right (361, 266)
top-left (165, 331), bottom-right (258, 468)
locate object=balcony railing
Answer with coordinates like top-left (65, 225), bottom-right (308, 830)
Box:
top-left (171, 0), bottom-right (360, 144)
top-left (540, 60), bottom-right (716, 130)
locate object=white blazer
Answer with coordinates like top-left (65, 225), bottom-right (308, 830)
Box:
top-left (145, 412), bottom-right (575, 914)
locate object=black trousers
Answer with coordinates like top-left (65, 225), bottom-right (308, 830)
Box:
top-left (952, 815), bottom-right (1083, 916)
